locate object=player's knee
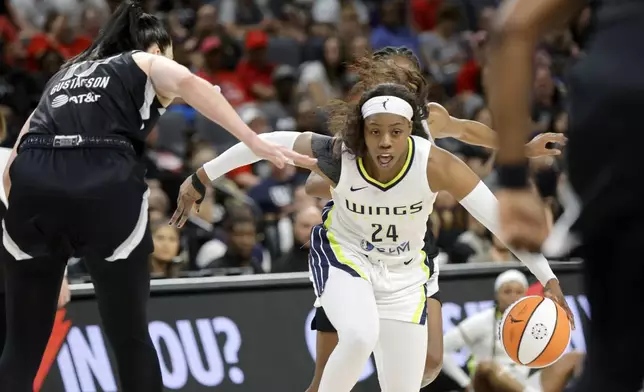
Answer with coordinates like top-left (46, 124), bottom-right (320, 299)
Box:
top-left (338, 324), bottom-right (379, 355)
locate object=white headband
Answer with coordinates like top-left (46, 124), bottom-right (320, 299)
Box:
top-left (494, 269), bottom-right (528, 292)
top-left (361, 96), bottom-right (414, 121)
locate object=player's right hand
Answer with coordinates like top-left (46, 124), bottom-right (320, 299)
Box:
top-left (247, 134), bottom-right (316, 169)
top-left (544, 279), bottom-right (576, 329)
top-left (170, 169), bottom-right (208, 228)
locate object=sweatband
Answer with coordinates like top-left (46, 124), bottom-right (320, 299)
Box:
top-left (497, 163), bottom-right (530, 189)
top-left (494, 269), bottom-right (528, 292)
top-left (191, 174), bottom-right (206, 204)
top-left (202, 131), bottom-right (300, 181)
top-left (458, 181), bottom-right (557, 286)
top-left (361, 95), bottom-right (414, 121)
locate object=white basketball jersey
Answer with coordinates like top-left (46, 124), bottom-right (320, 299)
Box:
top-left (325, 135), bottom-right (437, 264)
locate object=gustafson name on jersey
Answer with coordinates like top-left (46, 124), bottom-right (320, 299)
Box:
top-left (50, 76), bottom-right (111, 96)
top-left (49, 77), bottom-right (111, 108)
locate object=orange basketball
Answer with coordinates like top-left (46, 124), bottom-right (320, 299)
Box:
top-left (500, 296), bottom-right (571, 368)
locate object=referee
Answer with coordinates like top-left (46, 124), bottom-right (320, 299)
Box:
top-left (0, 1), bottom-right (314, 391)
top-left (488, 0), bottom-right (644, 391)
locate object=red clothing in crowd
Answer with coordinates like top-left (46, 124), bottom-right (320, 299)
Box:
top-left (526, 282), bottom-right (545, 297)
top-left (26, 33), bottom-right (92, 70)
top-left (0, 15), bottom-right (17, 42)
top-left (411, 0), bottom-right (443, 32)
top-left (196, 70), bottom-right (251, 108)
top-left (237, 30), bottom-right (275, 99)
top-left (236, 59), bottom-right (275, 98)
top-left (456, 59), bottom-right (481, 95)
top-left (227, 165), bottom-right (253, 181)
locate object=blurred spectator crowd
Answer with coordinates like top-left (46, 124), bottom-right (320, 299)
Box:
top-left (0, 0), bottom-right (590, 281)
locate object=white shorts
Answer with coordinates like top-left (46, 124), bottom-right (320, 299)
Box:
top-left (308, 224), bottom-right (436, 325)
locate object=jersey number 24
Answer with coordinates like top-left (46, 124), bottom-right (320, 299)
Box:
top-left (371, 223), bottom-right (399, 243)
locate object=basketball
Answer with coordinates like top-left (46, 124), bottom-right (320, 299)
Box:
top-left (500, 296), bottom-right (571, 368)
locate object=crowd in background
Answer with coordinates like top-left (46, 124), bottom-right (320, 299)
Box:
top-left (0, 0), bottom-right (589, 282)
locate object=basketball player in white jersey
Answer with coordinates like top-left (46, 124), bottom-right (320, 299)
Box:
top-left (174, 82), bottom-right (573, 391)
top-left (302, 100), bottom-right (565, 390)
top-left (302, 48), bottom-right (567, 391)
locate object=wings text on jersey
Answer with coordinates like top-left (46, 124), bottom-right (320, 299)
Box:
top-left (344, 199), bottom-right (424, 216)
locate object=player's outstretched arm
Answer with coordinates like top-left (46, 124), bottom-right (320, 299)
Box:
top-left (426, 103), bottom-right (567, 158)
top-left (426, 146), bottom-right (575, 326)
top-left (133, 52), bottom-right (314, 170)
top-left (170, 132), bottom-right (322, 228)
top-left (488, 0), bottom-right (585, 166)
top-left (426, 145), bottom-right (556, 285)
top-left (198, 131), bottom-right (323, 182)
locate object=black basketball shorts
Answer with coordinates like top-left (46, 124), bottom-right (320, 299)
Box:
top-left (3, 147), bottom-right (152, 261)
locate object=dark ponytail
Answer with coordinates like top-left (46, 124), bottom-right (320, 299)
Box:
top-left (63, 0), bottom-right (171, 68)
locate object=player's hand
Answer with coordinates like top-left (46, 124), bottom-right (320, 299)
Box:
top-left (525, 133), bottom-right (568, 158)
top-left (170, 169), bottom-right (209, 228)
top-left (247, 134), bottom-right (316, 169)
top-left (58, 277), bottom-right (71, 308)
top-left (496, 188), bottom-right (549, 252)
top-left (427, 102), bottom-right (450, 135)
top-left (463, 384), bottom-right (474, 392)
top-left (544, 279), bottom-right (576, 329)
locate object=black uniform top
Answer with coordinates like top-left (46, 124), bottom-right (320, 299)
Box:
top-left (28, 51), bottom-right (165, 156)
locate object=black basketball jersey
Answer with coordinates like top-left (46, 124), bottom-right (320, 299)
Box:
top-left (28, 51), bottom-right (165, 155)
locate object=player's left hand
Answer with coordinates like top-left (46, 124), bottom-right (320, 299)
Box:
top-left (544, 279), bottom-right (576, 329)
top-left (170, 169), bottom-right (209, 228)
top-left (58, 277), bottom-right (71, 309)
top-left (525, 133), bottom-right (568, 158)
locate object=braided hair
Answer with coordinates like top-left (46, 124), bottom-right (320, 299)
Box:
top-left (349, 46), bottom-right (429, 120)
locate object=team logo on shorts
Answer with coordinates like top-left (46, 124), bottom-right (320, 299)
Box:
top-left (361, 240), bottom-right (374, 252)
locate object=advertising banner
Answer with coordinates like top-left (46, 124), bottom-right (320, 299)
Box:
top-left (39, 267), bottom-right (588, 392)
